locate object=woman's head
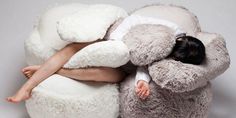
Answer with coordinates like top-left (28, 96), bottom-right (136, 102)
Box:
top-left (169, 35), bottom-right (206, 65)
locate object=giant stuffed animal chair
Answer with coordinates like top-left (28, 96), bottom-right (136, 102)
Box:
top-left (24, 3), bottom-right (230, 118)
top-left (118, 5), bottom-right (230, 118)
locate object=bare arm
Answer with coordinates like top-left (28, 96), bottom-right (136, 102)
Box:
top-left (56, 67), bottom-right (126, 83)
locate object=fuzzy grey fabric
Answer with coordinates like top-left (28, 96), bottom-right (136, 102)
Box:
top-left (148, 32), bottom-right (230, 93)
top-left (123, 24), bottom-right (176, 66)
top-left (120, 74), bottom-right (212, 118)
top-left (119, 4), bottom-right (230, 118)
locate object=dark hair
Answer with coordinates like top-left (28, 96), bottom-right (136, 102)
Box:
top-left (169, 35), bottom-right (206, 65)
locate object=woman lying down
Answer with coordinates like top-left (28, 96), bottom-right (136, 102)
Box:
top-left (7, 15), bottom-right (205, 103)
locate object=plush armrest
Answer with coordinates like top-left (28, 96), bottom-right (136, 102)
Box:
top-left (123, 24), bottom-right (176, 66)
top-left (57, 4), bottom-right (127, 43)
top-left (63, 41), bottom-right (129, 68)
top-left (148, 32), bottom-right (230, 93)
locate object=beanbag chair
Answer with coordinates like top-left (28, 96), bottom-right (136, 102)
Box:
top-left (118, 4), bottom-right (230, 118)
top-left (25, 3), bottom-right (128, 118)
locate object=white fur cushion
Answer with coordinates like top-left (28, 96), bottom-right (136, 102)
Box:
top-left (38, 3), bottom-right (89, 50)
top-left (26, 74), bottom-right (119, 118)
top-left (64, 41), bottom-right (129, 68)
top-left (25, 27), bottom-right (56, 65)
top-left (25, 32), bottom-right (129, 68)
top-left (25, 3), bottom-right (129, 68)
top-left (57, 4), bottom-right (128, 43)
top-left (25, 4), bottom-right (127, 118)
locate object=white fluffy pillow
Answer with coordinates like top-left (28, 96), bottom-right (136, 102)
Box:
top-left (37, 3), bottom-right (89, 50)
top-left (57, 4), bottom-right (128, 43)
top-left (63, 41), bottom-right (130, 68)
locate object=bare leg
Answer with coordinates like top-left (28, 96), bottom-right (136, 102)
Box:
top-left (57, 67), bottom-right (126, 83)
top-left (22, 65), bottom-right (125, 83)
top-left (7, 42), bottom-right (92, 103)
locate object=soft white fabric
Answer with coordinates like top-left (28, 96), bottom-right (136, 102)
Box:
top-left (135, 66), bottom-right (151, 86)
top-left (64, 41), bottom-right (129, 68)
top-left (57, 4), bottom-right (128, 43)
top-left (26, 74), bottom-right (119, 118)
top-left (25, 28), bottom-right (130, 68)
top-left (131, 5), bottom-right (201, 36)
top-left (25, 3), bottom-right (129, 69)
top-left (38, 3), bottom-right (89, 50)
top-left (25, 3), bottom-right (128, 118)
top-left (25, 27), bottom-right (57, 65)
top-left (109, 15), bottom-right (185, 41)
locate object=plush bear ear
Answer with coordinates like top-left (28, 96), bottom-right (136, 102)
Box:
top-left (123, 24), bottom-right (176, 66)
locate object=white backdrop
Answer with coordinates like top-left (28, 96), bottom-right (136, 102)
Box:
top-left (0, 0), bottom-right (235, 118)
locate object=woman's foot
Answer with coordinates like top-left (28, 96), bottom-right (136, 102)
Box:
top-left (22, 65), bottom-right (40, 78)
top-left (6, 88), bottom-right (31, 103)
top-left (135, 80), bottom-right (150, 100)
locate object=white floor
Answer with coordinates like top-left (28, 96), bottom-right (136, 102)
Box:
top-left (1, 0), bottom-right (235, 118)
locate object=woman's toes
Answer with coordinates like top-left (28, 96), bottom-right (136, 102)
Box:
top-left (23, 71), bottom-right (30, 78)
top-left (22, 67), bottom-right (30, 72)
top-left (6, 97), bottom-right (18, 103)
top-left (25, 73), bottom-right (32, 78)
top-left (22, 66), bottom-right (34, 72)
top-left (27, 74), bottom-right (32, 78)
top-left (24, 71), bottom-right (30, 74)
top-left (7, 91), bottom-right (31, 103)
top-left (22, 65), bottom-right (40, 78)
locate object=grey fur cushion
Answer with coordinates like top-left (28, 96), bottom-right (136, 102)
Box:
top-left (148, 32), bottom-right (230, 93)
top-left (119, 4), bottom-right (230, 118)
top-left (120, 73), bottom-right (212, 118)
top-left (123, 24), bottom-right (176, 66)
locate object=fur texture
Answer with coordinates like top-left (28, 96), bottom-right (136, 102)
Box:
top-left (119, 4), bottom-right (230, 118)
top-left (25, 3), bottom-right (129, 69)
top-left (148, 32), bottom-right (230, 93)
top-left (24, 3), bottom-right (231, 118)
top-left (37, 3), bottom-right (88, 50)
top-left (57, 4), bottom-right (128, 43)
top-left (120, 74), bottom-right (212, 118)
top-left (123, 24), bottom-right (175, 66)
top-left (25, 3), bottom-right (128, 118)
top-left (26, 74), bottom-right (119, 118)
top-left (64, 41), bottom-right (129, 68)
top-left (25, 28), bottom-right (57, 65)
